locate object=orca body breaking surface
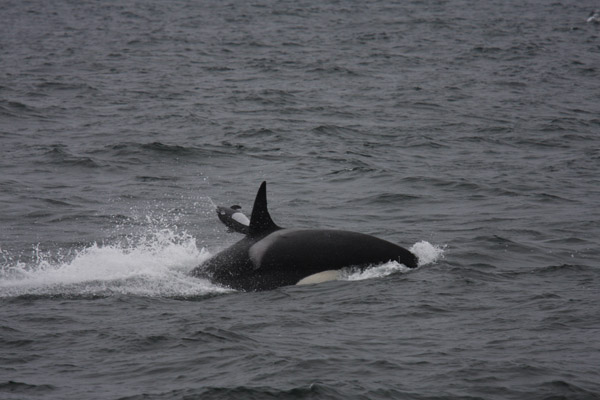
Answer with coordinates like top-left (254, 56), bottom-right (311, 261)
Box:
top-left (192, 182), bottom-right (418, 291)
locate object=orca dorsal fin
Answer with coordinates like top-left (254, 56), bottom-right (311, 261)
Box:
top-left (248, 181), bottom-right (280, 236)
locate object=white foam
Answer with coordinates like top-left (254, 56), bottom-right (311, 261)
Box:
top-left (410, 240), bottom-right (446, 267)
top-left (342, 261), bottom-right (411, 281)
top-left (1, 237), bottom-right (446, 296)
top-left (0, 230), bottom-right (228, 298)
top-left (340, 240), bottom-right (445, 282)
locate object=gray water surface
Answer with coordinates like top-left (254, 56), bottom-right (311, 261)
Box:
top-left (1, 1), bottom-right (599, 399)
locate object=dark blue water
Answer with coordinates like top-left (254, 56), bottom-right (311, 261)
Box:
top-left (1, 1), bottom-right (599, 399)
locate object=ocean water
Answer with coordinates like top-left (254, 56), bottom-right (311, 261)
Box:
top-left (1, 0), bottom-right (599, 399)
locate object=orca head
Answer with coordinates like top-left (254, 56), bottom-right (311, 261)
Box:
top-left (248, 181), bottom-right (281, 237)
top-left (216, 205), bottom-right (250, 234)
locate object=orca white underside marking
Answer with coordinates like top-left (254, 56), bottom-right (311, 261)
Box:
top-left (296, 270), bottom-right (340, 285)
top-left (232, 212), bottom-right (250, 225)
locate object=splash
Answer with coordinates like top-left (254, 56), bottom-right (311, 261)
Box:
top-left (342, 261), bottom-right (411, 281)
top-left (341, 240), bottom-right (445, 282)
top-left (411, 240), bottom-right (446, 267)
top-left (1, 237), bottom-right (446, 296)
top-left (0, 230), bottom-right (228, 298)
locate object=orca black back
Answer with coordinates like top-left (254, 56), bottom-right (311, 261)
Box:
top-left (193, 182), bottom-right (418, 291)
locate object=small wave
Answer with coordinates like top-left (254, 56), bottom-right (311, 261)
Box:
top-left (134, 383), bottom-right (343, 400)
top-left (41, 144), bottom-right (102, 168)
top-left (105, 141), bottom-right (235, 160)
top-left (307, 64), bottom-right (360, 75)
top-left (140, 141), bottom-right (191, 154)
top-left (355, 192), bottom-right (422, 205)
top-left (0, 100), bottom-right (46, 119)
top-left (0, 230), bottom-right (226, 299)
top-left (531, 263), bottom-right (590, 275)
top-left (0, 380), bottom-right (56, 394)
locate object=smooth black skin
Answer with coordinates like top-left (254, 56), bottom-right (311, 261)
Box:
top-left (192, 182), bottom-right (418, 291)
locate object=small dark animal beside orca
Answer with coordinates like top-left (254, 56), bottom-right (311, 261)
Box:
top-left (216, 205), bottom-right (250, 235)
top-left (192, 182), bottom-right (418, 291)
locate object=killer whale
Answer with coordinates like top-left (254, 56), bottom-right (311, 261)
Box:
top-left (216, 205), bottom-right (250, 235)
top-left (192, 182), bottom-right (418, 291)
